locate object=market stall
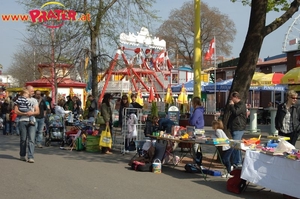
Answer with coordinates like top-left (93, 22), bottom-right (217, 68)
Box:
top-left (241, 150), bottom-right (300, 198)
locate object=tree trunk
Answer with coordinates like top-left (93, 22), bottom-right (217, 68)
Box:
top-left (91, 31), bottom-right (98, 100)
top-left (222, 0), bottom-right (268, 137)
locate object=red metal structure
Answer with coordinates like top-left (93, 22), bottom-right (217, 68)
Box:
top-left (98, 46), bottom-right (173, 103)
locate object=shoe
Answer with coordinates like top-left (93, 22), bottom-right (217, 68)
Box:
top-left (28, 158), bottom-right (34, 163)
top-left (20, 156), bottom-right (26, 161)
top-left (37, 144), bottom-right (43, 148)
top-left (222, 174), bottom-right (233, 178)
top-left (233, 164), bottom-right (243, 169)
top-left (105, 151), bottom-right (113, 154)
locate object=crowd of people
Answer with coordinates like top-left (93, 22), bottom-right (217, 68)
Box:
top-left (0, 85), bottom-right (104, 162)
top-left (3, 84), bottom-right (299, 175)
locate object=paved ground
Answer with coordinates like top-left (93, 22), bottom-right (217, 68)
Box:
top-left (0, 125), bottom-right (296, 199)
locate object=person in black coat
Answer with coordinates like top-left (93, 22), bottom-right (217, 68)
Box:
top-left (144, 116), bottom-right (159, 137)
top-left (275, 90), bottom-right (300, 146)
top-left (158, 118), bottom-right (175, 134)
top-left (227, 91), bottom-right (247, 168)
top-left (130, 93), bottom-right (143, 109)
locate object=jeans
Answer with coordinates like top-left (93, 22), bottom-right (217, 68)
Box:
top-left (231, 130), bottom-right (244, 165)
top-left (35, 118), bottom-right (45, 145)
top-left (12, 121), bottom-right (20, 135)
top-left (19, 121), bottom-right (36, 159)
top-left (222, 148), bottom-right (234, 173)
top-left (2, 114), bottom-right (8, 135)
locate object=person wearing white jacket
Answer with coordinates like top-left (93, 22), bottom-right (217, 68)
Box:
top-left (212, 119), bottom-right (234, 178)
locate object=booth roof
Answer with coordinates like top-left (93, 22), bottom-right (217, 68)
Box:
top-left (25, 78), bottom-right (86, 88)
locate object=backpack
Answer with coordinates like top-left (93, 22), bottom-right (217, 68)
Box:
top-left (128, 140), bottom-right (136, 151)
top-left (184, 164), bottom-right (201, 173)
top-left (227, 169), bottom-right (247, 194)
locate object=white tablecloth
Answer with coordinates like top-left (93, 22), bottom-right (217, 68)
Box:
top-left (241, 150), bottom-right (300, 198)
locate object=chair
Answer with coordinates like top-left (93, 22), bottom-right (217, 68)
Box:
top-left (69, 130), bottom-right (82, 151)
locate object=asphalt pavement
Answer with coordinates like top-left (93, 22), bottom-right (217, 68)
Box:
top-left (0, 126), bottom-right (295, 199)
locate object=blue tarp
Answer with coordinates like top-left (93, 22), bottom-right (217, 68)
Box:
top-left (204, 79), bottom-right (233, 92)
top-left (173, 79), bottom-right (287, 93)
top-left (250, 85), bottom-right (287, 92)
top-left (205, 78), bottom-right (287, 92)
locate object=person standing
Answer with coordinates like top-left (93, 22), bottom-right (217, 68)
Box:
top-left (130, 93), bottom-right (143, 109)
top-left (15, 85), bottom-right (39, 163)
top-left (189, 97), bottom-right (205, 157)
top-left (119, 95), bottom-right (132, 128)
top-left (1, 98), bottom-right (11, 135)
top-left (189, 97), bottom-right (205, 129)
top-left (64, 96), bottom-right (74, 111)
top-left (227, 91), bottom-right (247, 168)
top-left (100, 93), bottom-right (113, 154)
top-left (34, 90), bottom-right (47, 148)
top-left (72, 96), bottom-right (82, 123)
top-left (87, 95), bottom-right (97, 119)
top-left (275, 90), bottom-right (300, 146)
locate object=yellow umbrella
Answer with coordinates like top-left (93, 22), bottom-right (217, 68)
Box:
top-left (281, 67), bottom-right (300, 84)
top-left (251, 72), bottom-right (265, 86)
top-left (177, 85), bottom-right (188, 104)
top-left (164, 86), bottom-right (173, 104)
top-left (69, 87), bottom-right (74, 98)
top-left (127, 90), bottom-right (132, 103)
top-left (258, 73), bottom-right (284, 86)
top-left (136, 90), bottom-right (144, 106)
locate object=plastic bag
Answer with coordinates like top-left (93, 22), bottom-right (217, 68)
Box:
top-left (274, 139), bottom-right (295, 153)
top-left (99, 126), bottom-right (112, 148)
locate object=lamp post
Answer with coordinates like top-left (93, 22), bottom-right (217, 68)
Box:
top-left (193, 0), bottom-right (201, 98)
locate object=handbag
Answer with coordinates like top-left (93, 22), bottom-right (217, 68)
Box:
top-left (96, 112), bottom-right (105, 125)
top-left (99, 126), bottom-right (112, 148)
top-left (6, 113), bottom-right (10, 121)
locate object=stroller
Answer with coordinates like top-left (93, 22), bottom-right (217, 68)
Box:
top-left (45, 114), bottom-right (65, 147)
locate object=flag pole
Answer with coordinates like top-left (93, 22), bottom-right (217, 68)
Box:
top-left (213, 36), bottom-right (217, 113)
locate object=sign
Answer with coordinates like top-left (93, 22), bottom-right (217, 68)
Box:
top-left (168, 106), bottom-right (179, 125)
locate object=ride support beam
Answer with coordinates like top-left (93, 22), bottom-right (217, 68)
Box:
top-left (98, 52), bottom-right (119, 104)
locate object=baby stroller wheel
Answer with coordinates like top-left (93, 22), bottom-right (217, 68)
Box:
top-left (45, 140), bottom-right (51, 147)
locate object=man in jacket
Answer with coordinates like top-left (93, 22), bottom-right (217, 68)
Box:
top-left (87, 95), bottom-right (97, 119)
top-left (34, 90), bottom-right (47, 148)
top-left (227, 91), bottom-right (247, 168)
top-left (275, 90), bottom-right (300, 146)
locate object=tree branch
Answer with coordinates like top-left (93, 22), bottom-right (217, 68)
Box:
top-left (265, 0), bottom-right (300, 36)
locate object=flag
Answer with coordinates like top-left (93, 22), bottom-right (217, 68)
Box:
top-left (205, 38), bottom-right (215, 61)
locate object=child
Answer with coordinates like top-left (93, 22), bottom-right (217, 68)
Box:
top-left (14, 89), bottom-right (35, 125)
top-left (211, 119), bottom-right (234, 178)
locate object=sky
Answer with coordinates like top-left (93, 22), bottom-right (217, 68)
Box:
top-left (0, 0), bottom-right (298, 72)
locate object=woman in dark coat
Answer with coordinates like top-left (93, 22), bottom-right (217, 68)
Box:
top-left (100, 93), bottom-right (113, 154)
top-left (118, 95), bottom-right (132, 128)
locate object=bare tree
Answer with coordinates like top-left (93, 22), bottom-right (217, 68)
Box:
top-left (156, 1), bottom-right (236, 68)
top-left (9, 23), bottom-right (87, 102)
top-left (19, 0), bottom-right (158, 102)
